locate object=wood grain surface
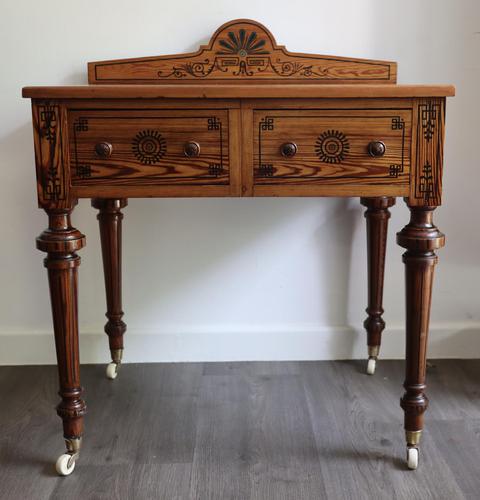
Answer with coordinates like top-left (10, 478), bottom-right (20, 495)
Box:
top-left (253, 109), bottom-right (411, 185)
top-left (23, 84), bottom-right (455, 99)
top-left (69, 109), bottom-right (230, 186)
top-left (361, 197), bottom-right (396, 351)
top-left (36, 209), bottom-right (87, 441)
top-left (28, 98), bottom-right (449, 202)
top-left (409, 98), bottom-right (446, 207)
top-left (31, 102), bottom-right (72, 209)
top-left (87, 19), bottom-right (396, 85)
top-left (91, 199), bottom-right (127, 354)
top-left (397, 207), bottom-right (445, 437)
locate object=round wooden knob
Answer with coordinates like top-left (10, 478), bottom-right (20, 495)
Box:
top-left (95, 142), bottom-right (113, 158)
top-left (184, 141), bottom-right (201, 158)
top-left (367, 141), bottom-right (386, 157)
top-left (280, 142), bottom-right (297, 158)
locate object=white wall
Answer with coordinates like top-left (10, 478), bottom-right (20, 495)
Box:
top-left (1, 0), bottom-right (479, 364)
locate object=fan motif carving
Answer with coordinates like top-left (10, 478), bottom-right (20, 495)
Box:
top-left (89, 19), bottom-right (396, 84)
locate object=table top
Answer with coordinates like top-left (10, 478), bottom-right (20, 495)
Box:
top-left (22, 84), bottom-right (455, 100)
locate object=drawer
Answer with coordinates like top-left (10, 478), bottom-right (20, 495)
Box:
top-left (253, 109), bottom-right (411, 185)
top-left (69, 110), bottom-right (229, 186)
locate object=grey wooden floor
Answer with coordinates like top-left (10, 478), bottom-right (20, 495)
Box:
top-left (1, 360), bottom-right (480, 500)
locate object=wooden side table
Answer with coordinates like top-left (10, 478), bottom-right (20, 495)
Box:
top-left (22, 19), bottom-right (454, 474)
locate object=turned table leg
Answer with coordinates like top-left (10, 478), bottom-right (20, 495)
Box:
top-left (36, 207), bottom-right (86, 476)
top-left (91, 199), bottom-right (127, 380)
top-left (397, 205), bottom-right (445, 470)
top-left (360, 196), bottom-right (396, 375)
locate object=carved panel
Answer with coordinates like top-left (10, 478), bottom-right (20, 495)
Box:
top-left (69, 109), bottom-right (229, 186)
top-left (409, 98), bottom-right (445, 206)
top-left (254, 109), bottom-right (411, 185)
top-left (32, 102), bottom-right (70, 208)
top-left (89, 19), bottom-right (396, 85)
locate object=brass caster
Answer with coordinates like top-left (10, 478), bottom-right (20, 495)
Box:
top-left (56, 438), bottom-right (81, 476)
top-left (366, 346), bottom-right (379, 375)
top-left (366, 357), bottom-right (376, 375)
top-left (106, 348), bottom-right (123, 379)
top-left (106, 362), bottom-right (119, 380)
top-left (407, 446), bottom-right (419, 470)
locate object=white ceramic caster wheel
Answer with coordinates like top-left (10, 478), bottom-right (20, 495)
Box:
top-left (366, 358), bottom-right (376, 375)
top-left (407, 447), bottom-right (419, 470)
top-left (55, 454), bottom-right (76, 476)
top-left (106, 362), bottom-right (119, 380)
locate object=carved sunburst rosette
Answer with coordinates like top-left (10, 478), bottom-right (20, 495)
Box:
top-left (132, 130), bottom-right (167, 164)
top-left (315, 130), bottom-right (350, 164)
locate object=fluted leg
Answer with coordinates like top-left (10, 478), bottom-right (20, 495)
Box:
top-left (397, 205), bottom-right (445, 469)
top-left (91, 198), bottom-right (127, 379)
top-left (361, 196), bottom-right (395, 375)
top-left (36, 207), bottom-right (86, 475)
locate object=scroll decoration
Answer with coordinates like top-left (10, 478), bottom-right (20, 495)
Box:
top-left (157, 33), bottom-right (348, 81)
top-left (156, 25), bottom-right (391, 81)
top-left (89, 19), bottom-right (396, 84)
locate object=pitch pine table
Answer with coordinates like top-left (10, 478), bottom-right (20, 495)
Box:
top-left (22, 19), bottom-right (454, 475)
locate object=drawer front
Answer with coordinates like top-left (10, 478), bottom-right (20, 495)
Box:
top-left (69, 110), bottom-right (229, 186)
top-left (253, 109), bottom-right (411, 185)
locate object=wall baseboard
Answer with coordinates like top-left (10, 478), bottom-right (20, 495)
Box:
top-left (1, 323), bottom-right (479, 365)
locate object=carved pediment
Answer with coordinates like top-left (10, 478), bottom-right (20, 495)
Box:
top-left (88, 19), bottom-right (396, 85)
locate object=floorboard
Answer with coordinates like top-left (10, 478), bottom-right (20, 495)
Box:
top-left (0, 360), bottom-right (479, 499)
